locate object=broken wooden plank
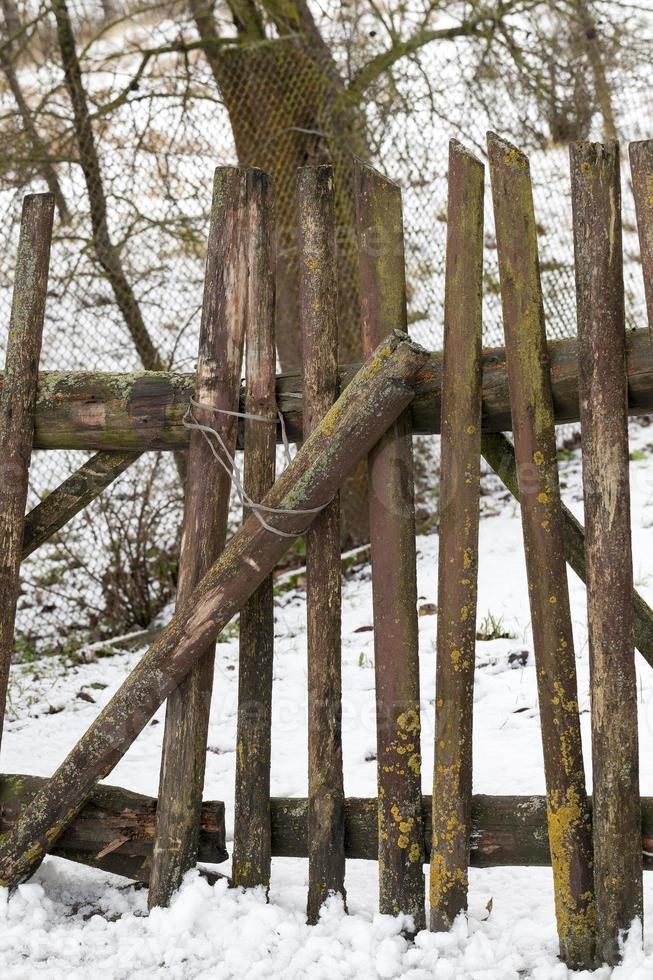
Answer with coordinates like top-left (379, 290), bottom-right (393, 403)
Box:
top-left (2, 777), bottom-right (653, 878)
top-left (0, 774), bottom-right (226, 882)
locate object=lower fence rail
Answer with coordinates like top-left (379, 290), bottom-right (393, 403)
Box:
top-left (2, 775), bottom-right (652, 883)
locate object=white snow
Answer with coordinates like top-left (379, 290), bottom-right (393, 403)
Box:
top-left (2, 420), bottom-right (653, 978)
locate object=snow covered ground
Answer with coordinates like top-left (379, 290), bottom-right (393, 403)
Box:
top-left (2, 420), bottom-right (653, 978)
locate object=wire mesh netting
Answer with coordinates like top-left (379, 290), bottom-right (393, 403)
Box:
top-left (1, 1), bottom-right (651, 657)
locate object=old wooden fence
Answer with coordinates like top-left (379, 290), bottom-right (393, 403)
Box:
top-left (1, 136), bottom-right (653, 971)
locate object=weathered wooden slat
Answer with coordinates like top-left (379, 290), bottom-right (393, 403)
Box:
top-left (629, 140), bottom-right (653, 341)
top-left (571, 140), bottom-right (642, 966)
top-left (231, 171), bottom-right (277, 891)
top-left (298, 165), bottom-right (346, 923)
top-left (354, 161), bottom-right (425, 931)
top-left (430, 141), bottom-right (484, 932)
top-left (488, 134), bottom-right (595, 970)
top-left (3, 777), bottom-right (653, 877)
top-left (5, 327), bottom-right (653, 451)
top-left (0, 193), bottom-right (54, 748)
top-left (0, 333), bottom-right (430, 889)
top-left (0, 774), bottom-right (227, 882)
top-left (22, 450), bottom-right (141, 560)
top-left (149, 168), bottom-right (252, 909)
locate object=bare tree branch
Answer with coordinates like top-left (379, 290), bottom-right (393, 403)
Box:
top-left (51, 0), bottom-right (165, 373)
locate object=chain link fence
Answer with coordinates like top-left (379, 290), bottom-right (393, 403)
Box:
top-left (1, 1), bottom-right (651, 656)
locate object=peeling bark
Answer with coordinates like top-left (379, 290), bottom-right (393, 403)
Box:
top-left (231, 170), bottom-right (277, 891)
top-left (149, 168), bottom-right (253, 908)
top-left (5, 328), bottom-right (653, 452)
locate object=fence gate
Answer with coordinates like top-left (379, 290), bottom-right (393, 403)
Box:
top-left (2, 136), bottom-right (653, 972)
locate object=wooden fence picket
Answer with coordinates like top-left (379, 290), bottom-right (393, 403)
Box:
top-left (231, 170), bottom-right (277, 890)
top-left (149, 167), bottom-right (253, 908)
top-left (487, 133), bottom-right (595, 970)
top-left (297, 165), bottom-right (347, 922)
top-left (630, 139), bottom-right (653, 338)
top-left (571, 140), bottom-right (642, 966)
top-left (354, 161), bottom-right (425, 931)
top-left (430, 141), bottom-right (484, 932)
top-left (0, 192), bottom-right (54, 748)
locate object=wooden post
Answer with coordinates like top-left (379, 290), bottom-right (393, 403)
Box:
top-left (354, 162), bottom-right (425, 931)
top-left (487, 134), bottom-right (595, 970)
top-left (231, 172), bottom-right (277, 890)
top-left (297, 165), bottom-right (346, 922)
top-left (0, 333), bottom-right (430, 890)
top-left (571, 141), bottom-right (642, 965)
top-left (430, 141), bottom-right (484, 932)
top-left (149, 167), bottom-right (252, 908)
top-left (0, 192), bottom-right (54, 746)
top-left (22, 450), bottom-right (141, 560)
top-left (629, 140), bottom-right (653, 342)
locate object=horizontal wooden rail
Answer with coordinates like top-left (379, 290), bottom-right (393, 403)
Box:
top-left (4, 327), bottom-right (653, 451)
top-left (1, 775), bottom-right (652, 881)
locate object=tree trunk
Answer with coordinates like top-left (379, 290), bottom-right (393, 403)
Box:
top-left (572, 0), bottom-right (617, 141)
top-left (189, 0), bottom-right (370, 544)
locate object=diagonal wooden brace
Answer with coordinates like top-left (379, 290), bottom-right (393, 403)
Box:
top-left (481, 432), bottom-right (653, 673)
top-left (22, 450), bottom-right (142, 560)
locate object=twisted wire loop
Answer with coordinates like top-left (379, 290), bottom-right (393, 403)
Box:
top-left (183, 398), bottom-right (328, 538)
